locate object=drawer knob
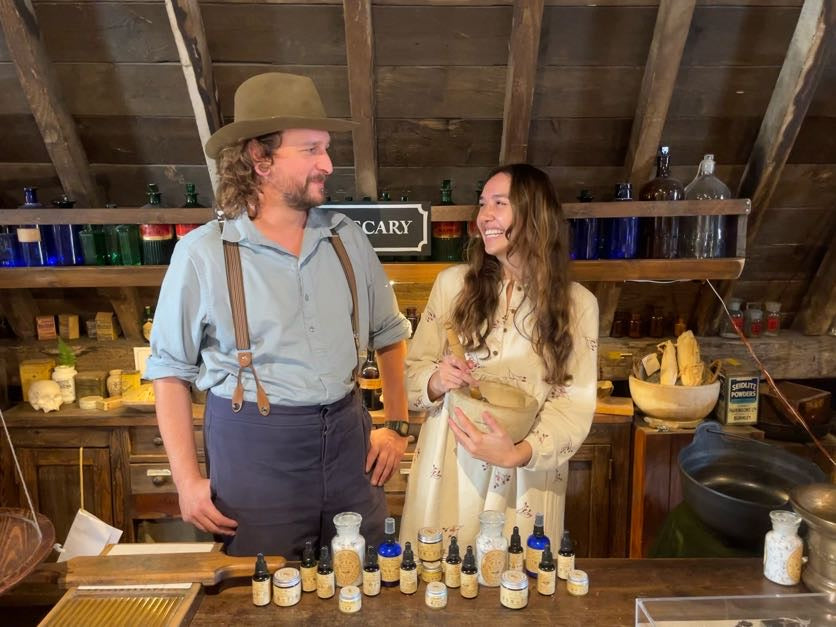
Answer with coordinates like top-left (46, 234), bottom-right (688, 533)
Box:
top-left (151, 475), bottom-right (168, 487)
top-left (152, 436), bottom-right (163, 446)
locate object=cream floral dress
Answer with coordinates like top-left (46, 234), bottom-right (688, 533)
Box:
top-left (399, 265), bottom-right (598, 550)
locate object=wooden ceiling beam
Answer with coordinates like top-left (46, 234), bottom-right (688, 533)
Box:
top-left (499, 0), bottom-right (544, 165)
top-left (164, 0), bottom-right (223, 193)
top-left (343, 0), bottom-right (378, 199)
top-left (0, 0), bottom-right (101, 206)
top-left (624, 0), bottom-right (696, 190)
top-left (693, 0), bottom-right (835, 335)
top-left (792, 236), bottom-right (836, 335)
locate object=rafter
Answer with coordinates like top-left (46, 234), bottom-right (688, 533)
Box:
top-left (499, 0), bottom-right (545, 165)
top-left (0, 0), bottom-right (100, 206)
top-left (164, 0), bottom-right (223, 193)
top-left (343, 0), bottom-right (378, 199)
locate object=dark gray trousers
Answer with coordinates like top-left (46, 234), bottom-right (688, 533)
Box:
top-left (204, 390), bottom-right (388, 559)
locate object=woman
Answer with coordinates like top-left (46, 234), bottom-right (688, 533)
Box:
top-left (399, 164), bottom-right (598, 550)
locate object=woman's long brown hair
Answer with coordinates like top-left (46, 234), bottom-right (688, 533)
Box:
top-left (451, 163), bottom-right (574, 385)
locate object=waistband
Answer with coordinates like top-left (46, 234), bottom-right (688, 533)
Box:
top-left (206, 388), bottom-right (357, 417)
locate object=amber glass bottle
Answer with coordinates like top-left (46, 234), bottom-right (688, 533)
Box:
top-left (639, 146), bottom-right (684, 259)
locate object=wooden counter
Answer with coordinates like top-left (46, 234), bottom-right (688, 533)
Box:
top-left (191, 558), bottom-right (806, 626)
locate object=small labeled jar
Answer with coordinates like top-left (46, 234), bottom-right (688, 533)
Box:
top-left (499, 570), bottom-right (529, 610)
top-left (417, 527), bottom-right (443, 562)
top-left (421, 560), bottom-right (443, 583)
top-left (764, 301), bottom-right (781, 336)
top-left (763, 510), bottom-right (803, 585)
top-left (332, 512), bottom-right (365, 587)
top-left (272, 567), bottom-right (302, 607)
top-left (338, 585), bottom-right (362, 614)
top-left (424, 581), bottom-right (447, 609)
top-left (744, 306), bottom-right (763, 338)
top-left (566, 569), bottom-right (589, 596)
top-left (721, 298), bottom-right (745, 338)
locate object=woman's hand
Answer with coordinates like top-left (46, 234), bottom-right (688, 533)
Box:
top-left (448, 407), bottom-right (532, 468)
top-left (427, 354), bottom-right (480, 401)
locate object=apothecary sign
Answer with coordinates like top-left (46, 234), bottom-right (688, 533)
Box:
top-left (322, 201), bottom-right (431, 256)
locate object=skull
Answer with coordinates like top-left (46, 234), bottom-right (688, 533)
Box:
top-left (28, 380), bottom-right (63, 413)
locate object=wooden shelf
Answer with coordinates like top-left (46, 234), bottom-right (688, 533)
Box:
top-left (0, 258), bottom-right (744, 288)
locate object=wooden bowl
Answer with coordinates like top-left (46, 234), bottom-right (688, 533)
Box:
top-left (447, 380), bottom-right (539, 443)
top-left (628, 375), bottom-right (720, 421)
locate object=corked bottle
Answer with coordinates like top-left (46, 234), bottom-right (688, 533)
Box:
top-left (460, 545), bottom-right (479, 599)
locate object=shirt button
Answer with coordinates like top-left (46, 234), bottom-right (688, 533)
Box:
top-left (305, 294), bottom-right (310, 301)
top-left (492, 350), bottom-right (498, 356)
top-left (309, 326), bottom-right (315, 333)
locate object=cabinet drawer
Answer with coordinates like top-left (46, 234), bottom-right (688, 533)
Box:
top-left (130, 462), bottom-right (206, 494)
top-left (129, 426), bottom-right (204, 460)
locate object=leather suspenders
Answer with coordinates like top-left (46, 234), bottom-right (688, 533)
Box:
top-left (220, 222), bottom-right (361, 416)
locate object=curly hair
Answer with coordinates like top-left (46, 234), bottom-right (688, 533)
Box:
top-left (214, 132), bottom-right (282, 219)
top-left (451, 163), bottom-right (574, 385)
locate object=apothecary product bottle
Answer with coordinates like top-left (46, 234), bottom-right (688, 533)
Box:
top-left (139, 184), bottom-right (175, 264)
top-left (720, 298), bottom-right (744, 338)
top-left (417, 526), bottom-right (443, 562)
top-left (425, 581), bottom-right (448, 609)
top-left (362, 546), bottom-right (380, 596)
top-left (744, 305), bottom-right (763, 338)
top-left (177, 182), bottom-right (204, 239)
top-left (405, 307), bottom-right (419, 336)
top-left (331, 512), bottom-right (365, 587)
top-left (476, 510), bottom-right (507, 587)
top-left (681, 154), bottom-right (731, 258)
top-left (649, 307), bottom-right (665, 338)
top-left (444, 535), bottom-right (462, 588)
top-left (537, 544), bottom-right (556, 595)
top-left (399, 542), bottom-right (418, 594)
top-left (508, 526), bottom-right (524, 572)
top-left (460, 545), bottom-right (479, 599)
top-left (640, 146), bottom-right (684, 259)
top-left (338, 585), bottom-right (362, 614)
top-left (499, 569), bottom-right (529, 609)
top-left (557, 529), bottom-right (575, 580)
top-left (103, 203), bottom-right (122, 265)
top-left (79, 225), bottom-right (107, 266)
top-left (378, 516), bottom-right (402, 587)
top-left (764, 301), bottom-right (781, 336)
top-left (431, 179), bottom-right (464, 262)
top-left (316, 547), bottom-right (335, 599)
top-left (525, 512), bottom-right (550, 577)
top-left (50, 195), bottom-right (83, 265)
top-left (606, 182), bottom-right (639, 259)
top-left (300, 540), bottom-right (318, 592)
top-left (272, 567), bottom-right (301, 607)
top-left (567, 569), bottom-right (589, 596)
top-left (628, 312), bottom-right (643, 339)
top-left (17, 187), bottom-right (51, 267)
top-left (252, 553), bottom-right (271, 606)
top-left (0, 222), bottom-right (21, 267)
top-left (569, 189), bottom-right (598, 260)
top-left (52, 365), bottom-right (77, 404)
top-left (116, 202), bottom-right (142, 266)
top-left (421, 560), bottom-right (443, 583)
top-left (763, 510), bottom-right (803, 586)
top-left (359, 350), bottom-right (383, 411)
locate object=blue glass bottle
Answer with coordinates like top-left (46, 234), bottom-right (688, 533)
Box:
top-left (0, 223), bottom-right (22, 267)
top-left (569, 190), bottom-right (598, 260)
top-left (17, 187), bottom-right (54, 267)
top-left (606, 182), bottom-right (639, 259)
top-left (377, 516), bottom-right (402, 587)
top-left (525, 512), bottom-right (551, 578)
top-left (50, 195), bottom-right (83, 265)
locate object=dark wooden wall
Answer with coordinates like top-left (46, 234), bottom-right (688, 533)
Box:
top-left (0, 0), bottom-right (834, 326)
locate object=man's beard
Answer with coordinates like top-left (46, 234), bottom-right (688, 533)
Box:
top-left (282, 174), bottom-right (327, 211)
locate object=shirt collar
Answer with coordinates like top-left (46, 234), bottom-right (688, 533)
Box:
top-left (221, 208), bottom-right (345, 252)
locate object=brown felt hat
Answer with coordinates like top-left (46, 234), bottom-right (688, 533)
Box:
top-left (204, 72), bottom-right (356, 159)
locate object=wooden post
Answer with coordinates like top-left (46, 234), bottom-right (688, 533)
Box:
top-left (165, 0), bottom-right (223, 193)
top-left (98, 287), bottom-right (144, 342)
top-left (0, 290), bottom-right (38, 339)
top-left (499, 0), bottom-right (544, 165)
top-left (0, 0), bottom-right (101, 206)
top-left (792, 241), bottom-right (836, 335)
top-left (343, 0), bottom-right (378, 199)
top-left (694, 0), bottom-right (835, 335)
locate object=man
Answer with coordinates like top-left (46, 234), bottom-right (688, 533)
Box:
top-left (145, 72), bottom-right (411, 557)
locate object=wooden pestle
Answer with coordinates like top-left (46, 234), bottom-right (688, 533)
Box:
top-left (445, 325), bottom-right (483, 400)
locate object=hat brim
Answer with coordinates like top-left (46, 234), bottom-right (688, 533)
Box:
top-left (204, 116), bottom-right (358, 159)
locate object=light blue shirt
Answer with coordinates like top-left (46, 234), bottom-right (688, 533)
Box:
top-left (145, 208), bottom-right (411, 406)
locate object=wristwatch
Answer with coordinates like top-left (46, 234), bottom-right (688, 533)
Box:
top-left (383, 420), bottom-right (410, 437)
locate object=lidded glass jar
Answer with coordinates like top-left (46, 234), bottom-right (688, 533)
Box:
top-left (499, 569), bottom-right (529, 609)
top-left (338, 585), bottom-right (362, 614)
top-left (764, 301), bottom-right (781, 336)
top-left (475, 510), bottom-right (507, 587)
top-left (332, 512), bottom-right (365, 587)
top-left (424, 581), bottom-right (448, 609)
top-left (417, 527), bottom-right (443, 562)
top-left (567, 569), bottom-right (589, 596)
top-left (763, 510), bottom-right (803, 586)
top-left (720, 298), bottom-right (744, 338)
top-left (744, 305), bottom-right (763, 338)
top-left (272, 567), bottom-right (301, 607)
top-left (421, 560), bottom-right (442, 583)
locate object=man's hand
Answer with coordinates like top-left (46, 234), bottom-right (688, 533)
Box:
top-left (365, 427), bottom-right (408, 487)
top-left (448, 407), bottom-right (532, 468)
top-left (177, 476), bottom-right (238, 536)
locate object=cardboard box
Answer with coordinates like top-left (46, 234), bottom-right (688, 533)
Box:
top-left (95, 312), bottom-right (121, 341)
top-left (58, 314), bottom-right (80, 340)
top-left (36, 315), bottom-right (57, 340)
top-left (716, 361), bottom-right (760, 425)
top-left (20, 358), bottom-right (55, 402)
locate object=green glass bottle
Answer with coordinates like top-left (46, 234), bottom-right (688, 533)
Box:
top-left (79, 225), bottom-right (107, 265)
top-left (431, 179), bottom-right (463, 262)
top-left (177, 182), bottom-right (204, 240)
top-left (102, 203), bottom-right (122, 265)
top-left (139, 183), bottom-right (175, 265)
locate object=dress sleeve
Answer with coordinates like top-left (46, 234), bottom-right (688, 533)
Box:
top-left (404, 269), bottom-right (455, 411)
top-left (522, 289), bottom-right (598, 472)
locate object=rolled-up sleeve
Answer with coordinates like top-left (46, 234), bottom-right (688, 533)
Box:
top-left (144, 245), bottom-right (208, 383)
top-left (522, 292), bottom-right (598, 473)
top-left (364, 238), bottom-right (411, 351)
